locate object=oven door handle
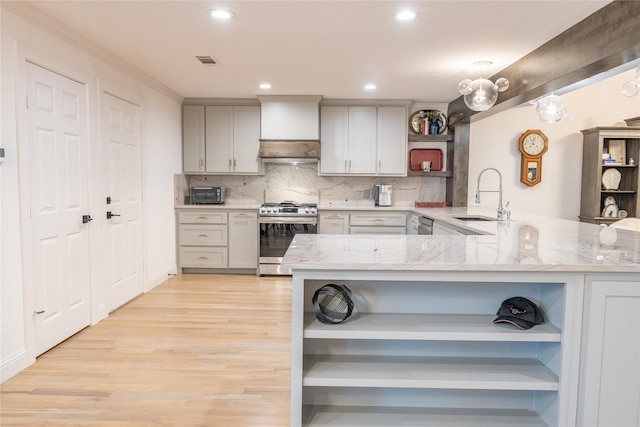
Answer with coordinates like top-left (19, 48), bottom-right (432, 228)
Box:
top-left (259, 217), bottom-right (317, 225)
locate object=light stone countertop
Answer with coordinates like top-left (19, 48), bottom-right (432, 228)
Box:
top-left (175, 204), bottom-right (261, 210)
top-left (283, 207), bottom-right (640, 273)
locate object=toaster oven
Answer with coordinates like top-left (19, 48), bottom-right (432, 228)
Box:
top-left (191, 187), bottom-right (226, 205)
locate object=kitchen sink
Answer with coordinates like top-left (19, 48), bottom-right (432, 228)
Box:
top-left (452, 215), bottom-right (497, 222)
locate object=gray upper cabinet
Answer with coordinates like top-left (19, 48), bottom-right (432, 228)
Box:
top-left (183, 105), bottom-right (206, 172)
top-left (319, 106), bottom-right (349, 174)
top-left (182, 104), bottom-right (261, 174)
top-left (377, 106), bottom-right (408, 175)
top-left (320, 105), bottom-right (407, 176)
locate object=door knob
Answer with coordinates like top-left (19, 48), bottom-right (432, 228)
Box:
top-left (106, 211), bottom-right (121, 219)
top-left (82, 214), bottom-right (93, 224)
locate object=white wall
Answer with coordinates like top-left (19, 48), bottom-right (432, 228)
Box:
top-left (468, 69), bottom-right (640, 220)
top-left (142, 88), bottom-right (181, 289)
top-left (1, 5), bottom-right (182, 382)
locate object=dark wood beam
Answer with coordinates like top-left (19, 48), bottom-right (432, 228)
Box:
top-left (447, 0), bottom-right (640, 206)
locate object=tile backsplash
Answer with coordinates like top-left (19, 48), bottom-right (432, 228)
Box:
top-left (177, 163), bottom-right (446, 207)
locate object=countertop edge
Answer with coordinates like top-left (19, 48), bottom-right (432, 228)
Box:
top-left (175, 204), bottom-right (262, 210)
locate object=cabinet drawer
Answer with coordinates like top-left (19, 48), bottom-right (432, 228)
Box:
top-left (179, 224), bottom-right (228, 246)
top-left (178, 211), bottom-right (228, 224)
top-left (350, 213), bottom-right (407, 227)
top-left (350, 226), bottom-right (406, 235)
top-left (179, 246), bottom-right (227, 268)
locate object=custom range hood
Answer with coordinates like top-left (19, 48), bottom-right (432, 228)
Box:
top-left (258, 95), bottom-right (322, 163)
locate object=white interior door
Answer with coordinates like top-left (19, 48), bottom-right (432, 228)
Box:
top-left (102, 93), bottom-right (143, 312)
top-left (26, 62), bottom-right (91, 355)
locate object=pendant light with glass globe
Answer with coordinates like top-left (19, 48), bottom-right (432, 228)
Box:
top-left (458, 61), bottom-right (509, 112)
top-left (621, 65), bottom-right (640, 97)
top-left (530, 93), bottom-right (573, 123)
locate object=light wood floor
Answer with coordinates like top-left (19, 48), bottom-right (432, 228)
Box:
top-left (0, 274), bottom-right (292, 426)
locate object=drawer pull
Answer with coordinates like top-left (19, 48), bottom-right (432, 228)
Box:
top-left (197, 256), bottom-right (208, 260)
top-left (197, 234), bottom-right (209, 237)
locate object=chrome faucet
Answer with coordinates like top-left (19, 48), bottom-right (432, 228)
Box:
top-left (475, 167), bottom-right (509, 221)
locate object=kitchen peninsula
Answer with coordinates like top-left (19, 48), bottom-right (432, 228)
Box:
top-left (282, 208), bottom-right (640, 427)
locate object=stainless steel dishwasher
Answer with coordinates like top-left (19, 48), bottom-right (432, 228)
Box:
top-left (417, 216), bottom-right (433, 235)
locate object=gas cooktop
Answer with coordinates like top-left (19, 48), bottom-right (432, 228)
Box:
top-left (259, 201), bottom-right (317, 216)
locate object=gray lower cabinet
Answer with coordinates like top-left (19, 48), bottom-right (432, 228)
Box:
top-left (349, 212), bottom-right (407, 234)
top-left (319, 211), bottom-right (408, 235)
top-left (177, 209), bottom-right (257, 272)
top-left (178, 211), bottom-right (228, 268)
top-left (432, 220), bottom-right (477, 236)
top-left (577, 276), bottom-right (640, 426)
top-left (318, 212), bottom-right (350, 234)
top-left (228, 211), bottom-right (258, 269)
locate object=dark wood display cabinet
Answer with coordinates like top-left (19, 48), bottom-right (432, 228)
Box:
top-left (579, 126), bottom-right (640, 224)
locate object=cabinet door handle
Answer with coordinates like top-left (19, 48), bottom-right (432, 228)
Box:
top-left (228, 159), bottom-right (232, 171)
top-left (378, 160), bottom-right (381, 172)
top-left (233, 159), bottom-right (237, 168)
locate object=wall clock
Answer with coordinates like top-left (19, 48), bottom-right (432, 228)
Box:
top-left (518, 130), bottom-right (548, 187)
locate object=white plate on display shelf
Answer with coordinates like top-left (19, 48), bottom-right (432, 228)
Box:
top-left (602, 204), bottom-right (619, 218)
top-left (602, 168), bottom-right (621, 190)
top-left (603, 195), bottom-right (616, 206)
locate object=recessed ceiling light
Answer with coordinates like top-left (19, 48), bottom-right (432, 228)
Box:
top-left (209, 9), bottom-right (233, 19)
top-left (259, 83), bottom-right (272, 90)
top-left (364, 84), bottom-right (376, 91)
top-left (396, 10), bottom-right (416, 20)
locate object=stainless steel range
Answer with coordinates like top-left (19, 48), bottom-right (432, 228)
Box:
top-left (259, 201), bottom-right (317, 275)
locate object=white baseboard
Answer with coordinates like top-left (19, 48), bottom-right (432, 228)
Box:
top-left (91, 303), bottom-right (108, 326)
top-left (1, 348), bottom-right (34, 384)
top-left (145, 265), bottom-right (177, 292)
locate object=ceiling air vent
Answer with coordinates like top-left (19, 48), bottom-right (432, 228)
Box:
top-left (196, 55), bottom-right (218, 65)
